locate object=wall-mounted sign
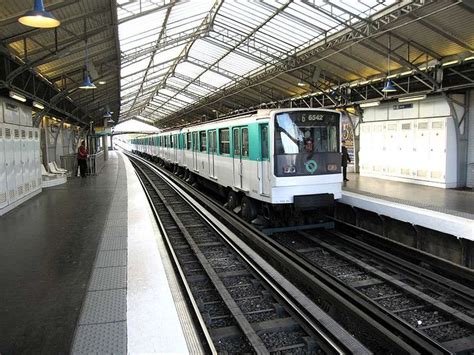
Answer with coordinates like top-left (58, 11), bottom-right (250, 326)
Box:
top-left (5, 102), bottom-right (18, 111)
top-left (393, 103), bottom-right (413, 110)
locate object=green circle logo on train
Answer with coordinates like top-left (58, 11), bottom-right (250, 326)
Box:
top-left (305, 160), bottom-right (318, 174)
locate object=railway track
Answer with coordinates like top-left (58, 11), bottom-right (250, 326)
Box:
top-left (128, 154), bottom-right (368, 354)
top-left (273, 229), bottom-right (474, 354)
top-left (126, 151), bottom-right (472, 353)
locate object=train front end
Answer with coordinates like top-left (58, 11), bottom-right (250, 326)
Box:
top-left (269, 109), bottom-right (342, 211)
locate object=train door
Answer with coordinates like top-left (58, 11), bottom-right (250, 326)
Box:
top-left (232, 127), bottom-right (249, 190)
top-left (179, 133), bottom-right (185, 165)
top-left (173, 134), bottom-right (178, 162)
top-left (257, 123), bottom-right (270, 195)
top-left (232, 127), bottom-right (242, 189)
top-left (208, 130), bottom-right (216, 177)
top-left (192, 131), bottom-right (199, 171)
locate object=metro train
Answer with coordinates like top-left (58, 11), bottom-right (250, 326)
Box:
top-left (130, 108), bottom-right (343, 224)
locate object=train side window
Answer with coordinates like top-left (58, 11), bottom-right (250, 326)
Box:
top-left (242, 128), bottom-right (249, 157)
top-left (200, 131), bottom-right (207, 152)
top-left (187, 133), bottom-right (191, 150)
top-left (219, 128), bottom-right (230, 154)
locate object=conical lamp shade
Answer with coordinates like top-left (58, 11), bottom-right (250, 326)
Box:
top-left (18, 0), bottom-right (60, 28)
top-left (382, 79), bottom-right (396, 92)
top-left (79, 73), bottom-right (96, 90)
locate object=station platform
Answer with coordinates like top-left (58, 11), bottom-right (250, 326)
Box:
top-left (341, 173), bottom-right (474, 241)
top-left (0, 151), bottom-right (194, 354)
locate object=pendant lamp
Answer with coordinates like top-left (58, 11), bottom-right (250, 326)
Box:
top-left (79, 39), bottom-right (96, 90)
top-left (79, 73), bottom-right (96, 90)
top-left (18, 0), bottom-right (60, 28)
top-left (382, 35), bottom-right (397, 93)
top-left (382, 78), bottom-right (396, 93)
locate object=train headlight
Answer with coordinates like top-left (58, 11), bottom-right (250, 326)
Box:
top-left (327, 164), bottom-right (338, 171)
top-left (282, 165), bottom-right (296, 174)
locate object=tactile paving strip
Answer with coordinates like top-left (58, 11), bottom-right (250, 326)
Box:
top-left (96, 250), bottom-right (127, 267)
top-left (73, 322), bottom-right (126, 353)
top-left (100, 237), bottom-right (127, 251)
top-left (89, 266), bottom-right (127, 291)
top-left (79, 289), bottom-right (127, 325)
top-left (72, 153), bottom-right (128, 354)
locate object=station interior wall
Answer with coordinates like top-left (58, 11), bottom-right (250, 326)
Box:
top-left (359, 96), bottom-right (459, 188)
top-left (467, 89), bottom-right (474, 188)
top-left (40, 118), bottom-right (79, 167)
top-left (0, 98), bottom-right (42, 214)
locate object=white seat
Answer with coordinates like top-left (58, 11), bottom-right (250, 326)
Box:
top-left (41, 164), bottom-right (56, 177)
top-left (53, 161), bottom-right (67, 173)
top-left (48, 162), bottom-right (66, 175)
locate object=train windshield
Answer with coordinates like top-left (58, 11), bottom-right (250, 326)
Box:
top-left (274, 111), bottom-right (340, 177)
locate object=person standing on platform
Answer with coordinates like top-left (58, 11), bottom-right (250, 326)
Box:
top-left (341, 140), bottom-right (351, 182)
top-left (77, 141), bottom-right (88, 178)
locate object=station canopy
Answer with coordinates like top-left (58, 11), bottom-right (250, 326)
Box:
top-left (1, 1), bottom-right (472, 128)
top-left (117, 0), bottom-right (474, 128)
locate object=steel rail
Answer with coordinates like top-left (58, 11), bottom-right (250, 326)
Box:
top-left (126, 152), bottom-right (366, 354)
top-left (131, 159), bottom-right (216, 355)
top-left (124, 151), bottom-right (436, 354)
top-left (324, 227), bottom-right (474, 305)
top-left (331, 218), bottom-right (474, 287)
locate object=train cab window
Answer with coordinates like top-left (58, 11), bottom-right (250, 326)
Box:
top-left (274, 111), bottom-right (340, 177)
top-left (242, 128), bottom-right (249, 157)
top-left (200, 131), bottom-right (207, 152)
top-left (219, 128), bottom-right (230, 154)
top-left (187, 133), bottom-right (192, 150)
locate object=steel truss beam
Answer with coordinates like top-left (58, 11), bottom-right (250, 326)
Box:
top-left (0, 53), bottom-right (88, 126)
top-left (163, 0), bottom-right (438, 123)
top-left (142, 0), bottom-right (292, 121)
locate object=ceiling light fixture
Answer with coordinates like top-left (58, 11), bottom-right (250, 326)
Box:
top-left (33, 101), bottom-right (45, 109)
top-left (398, 95), bottom-right (426, 102)
top-left (360, 101), bottom-right (381, 108)
top-left (9, 91), bottom-right (26, 102)
top-left (441, 59), bottom-right (459, 67)
top-left (18, 0), bottom-right (60, 28)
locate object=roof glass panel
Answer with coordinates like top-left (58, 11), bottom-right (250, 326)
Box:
top-left (118, 0), bottom-right (398, 123)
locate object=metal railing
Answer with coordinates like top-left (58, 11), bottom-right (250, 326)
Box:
top-left (87, 151), bottom-right (105, 176)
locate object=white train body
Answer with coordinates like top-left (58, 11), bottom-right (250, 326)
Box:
top-left (131, 109), bottom-right (343, 210)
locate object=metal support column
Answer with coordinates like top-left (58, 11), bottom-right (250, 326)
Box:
top-left (103, 118), bottom-right (108, 161)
